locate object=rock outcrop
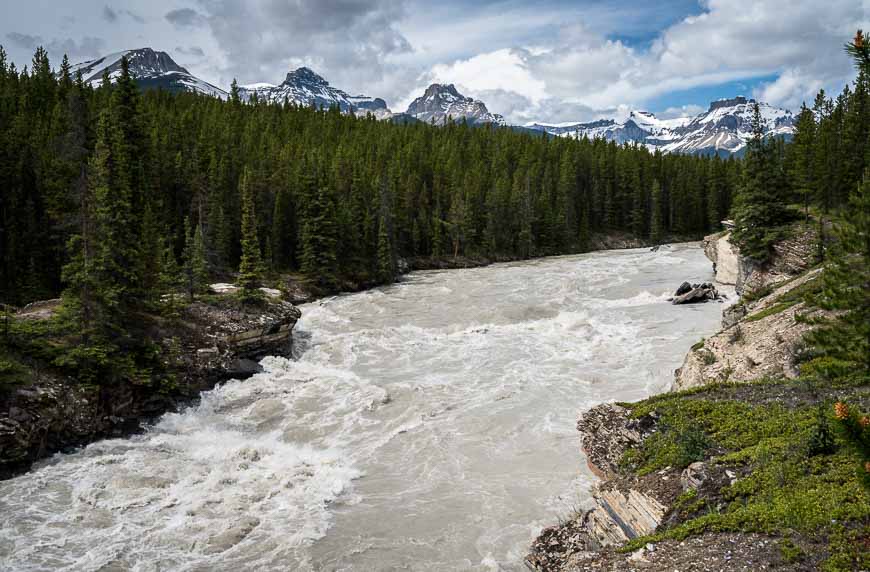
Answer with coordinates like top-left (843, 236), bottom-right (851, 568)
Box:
top-left (674, 223), bottom-right (825, 391)
top-left (703, 226), bottom-right (818, 296)
top-left (0, 298), bottom-right (301, 479)
top-left (529, 224), bottom-right (832, 571)
top-left (703, 231), bottom-right (740, 285)
top-left (527, 405), bottom-right (674, 570)
top-left (673, 268), bottom-right (825, 390)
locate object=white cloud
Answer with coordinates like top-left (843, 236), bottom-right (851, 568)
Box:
top-left (411, 0), bottom-right (867, 123)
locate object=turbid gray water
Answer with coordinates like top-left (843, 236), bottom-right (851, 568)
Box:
top-left (0, 244), bottom-right (731, 571)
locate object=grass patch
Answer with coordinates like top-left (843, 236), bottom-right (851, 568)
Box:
top-left (745, 300), bottom-right (800, 322)
top-left (691, 339), bottom-right (706, 351)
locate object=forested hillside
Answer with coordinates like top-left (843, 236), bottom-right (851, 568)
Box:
top-left (0, 46), bottom-right (743, 311)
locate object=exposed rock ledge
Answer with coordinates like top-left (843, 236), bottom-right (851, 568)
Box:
top-left (0, 298), bottom-right (301, 479)
top-left (675, 226), bottom-right (825, 390)
top-left (529, 229), bottom-right (829, 571)
top-left (704, 226), bottom-right (819, 296)
top-left (528, 404), bottom-right (674, 570)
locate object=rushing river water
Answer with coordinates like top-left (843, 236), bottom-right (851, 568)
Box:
top-left (0, 244), bottom-right (731, 571)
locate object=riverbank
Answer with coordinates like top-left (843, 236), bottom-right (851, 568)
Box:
top-left (0, 230), bottom-right (695, 481)
top-left (0, 295), bottom-right (300, 479)
top-left (527, 224), bottom-right (870, 571)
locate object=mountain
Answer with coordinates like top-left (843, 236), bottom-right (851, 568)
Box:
top-left (69, 48), bottom-right (227, 98)
top-left (238, 67), bottom-right (391, 117)
top-left (528, 97), bottom-right (794, 156)
top-left (404, 84), bottom-right (505, 126)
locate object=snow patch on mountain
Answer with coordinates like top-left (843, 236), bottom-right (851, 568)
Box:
top-left (405, 84), bottom-right (505, 126)
top-left (528, 97), bottom-right (794, 155)
top-left (70, 48), bottom-right (227, 99)
top-left (238, 67), bottom-right (391, 117)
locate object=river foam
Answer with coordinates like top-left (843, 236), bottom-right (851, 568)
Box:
top-left (0, 244), bottom-right (730, 571)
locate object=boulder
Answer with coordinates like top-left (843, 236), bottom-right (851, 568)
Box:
top-left (672, 283), bottom-right (719, 305)
top-left (675, 282), bottom-right (693, 296)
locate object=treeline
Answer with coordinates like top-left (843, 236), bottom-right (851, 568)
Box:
top-left (0, 46), bottom-right (741, 308)
top-left (732, 31), bottom-right (869, 383)
top-left (731, 42), bottom-right (868, 261)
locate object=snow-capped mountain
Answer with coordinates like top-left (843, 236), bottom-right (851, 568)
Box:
top-left (69, 48), bottom-right (227, 98)
top-left (528, 97), bottom-right (794, 155)
top-left (404, 84), bottom-right (505, 126)
top-left (238, 67), bottom-right (391, 117)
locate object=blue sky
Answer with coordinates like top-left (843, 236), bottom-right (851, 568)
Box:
top-left (0, 0), bottom-right (866, 123)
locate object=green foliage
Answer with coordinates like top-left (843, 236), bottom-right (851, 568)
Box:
top-left (803, 177), bottom-right (870, 384)
top-left (622, 382), bottom-right (870, 569)
top-left (807, 405), bottom-right (837, 456)
top-left (744, 300), bottom-right (799, 322)
top-left (0, 45), bottom-right (742, 309)
top-left (237, 166), bottom-right (264, 302)
top-left (778, 538), bottom-right (805, 564)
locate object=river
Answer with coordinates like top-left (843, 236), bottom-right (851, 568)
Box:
top-left (0, 244), bottom-right (730, 571)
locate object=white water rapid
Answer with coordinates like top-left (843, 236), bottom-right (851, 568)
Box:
top-left (0, 244), bottom-right (731, 571)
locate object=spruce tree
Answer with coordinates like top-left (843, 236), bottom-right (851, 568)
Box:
top-left (805, 175), bottom-right (870, 382)
top-left (650, 179), bottom-right (665, 244)
top-left (731, 102), bottom-right (793, 262)
top-left (300, 183), bottom-right (339, 290)
top-left (790, 104), bottom-right (817, 219)
top-left (182, 216), bottom-right (209, 301)
top-left (238, 167), bottom-right (263, 301)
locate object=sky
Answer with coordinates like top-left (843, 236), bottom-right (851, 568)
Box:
top-left (1, 0), bottom-right (867, 124)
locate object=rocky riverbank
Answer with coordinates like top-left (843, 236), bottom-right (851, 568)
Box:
top-left (527, 226), bottom-right (870, 571)
top-left (0, 293), bottom-right (300, 479)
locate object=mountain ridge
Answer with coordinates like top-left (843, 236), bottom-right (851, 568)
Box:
top-left (528, 96), bottom-right (795, 156)
top-left (72, 48), bottom-right (794, 155)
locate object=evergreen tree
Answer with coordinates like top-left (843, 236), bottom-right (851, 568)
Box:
top-left (237, 167), bottom-right (263, 301)
top-left (731, 103), bottom-right (793, 262)
top-left (790, 103), bottom-right (816, 219)
top-left (805, 175), bottom-right (870, 382)
top-left (301, 183), bottom-right (339, 289)
top-left (650, 179), bottom-right (665, 244)
top-left (182, 215), bottom-right (209, 300)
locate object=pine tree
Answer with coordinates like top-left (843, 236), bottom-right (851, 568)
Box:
top-left (805, 175), bottom-right (870, 382)
top-left (790, 104), bottom-right (817, 219)
top-left (650, 179), bottom-right (665, 244)
top-left (182, 215), bottom-right (209, 300)
top-left (300, 183), bottom-right (339, 289)
top-left (731, 103), bottom-right (793, 262)
top-left (237, 167), bottom-right (263, 301)
top-left (159, 235), bottom-right (183, 316)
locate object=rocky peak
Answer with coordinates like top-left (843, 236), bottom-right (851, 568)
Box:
top-left (70, 48), bottom-right (227, 98)
top-left (708, 96), bottom-right (750, 111)
top-left (406, 83), bottom-right (504, 126)
top-left (423, 83), bottom-right (462, 100)
top-left (283, 67), bottom-right (329, 88)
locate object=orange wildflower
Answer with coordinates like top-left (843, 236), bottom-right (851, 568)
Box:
top-left (861, 417), bottom-right (870, 429)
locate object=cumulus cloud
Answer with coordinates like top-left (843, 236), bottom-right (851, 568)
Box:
top-left (5, 32), bottom-right (41, 50)
top-left (195, 0), bottom-right (412, 93)
top-left (4, 32), bottom-right (104, 64)
top-left (166, 8), bottom-right (207, 29)
top-left (104, 5), bottom-right (144, 25)
top-left (416, 0), bottom-right (866, 123)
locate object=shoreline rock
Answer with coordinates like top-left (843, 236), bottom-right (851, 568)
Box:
top-left (528, 223), bottom-right (830, 570)
top-left (0, 298), bottom-right (301, 480)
